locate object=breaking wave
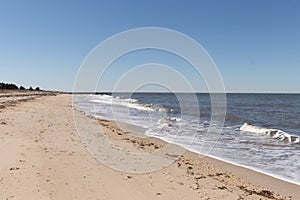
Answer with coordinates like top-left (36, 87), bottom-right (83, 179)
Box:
top-left (91, 94), bottom-right (170, 112)
top-left (240, 123), bottom-right (300, 144)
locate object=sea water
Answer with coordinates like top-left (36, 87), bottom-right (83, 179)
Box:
top-left (74, 93), bottom-right (300, 185)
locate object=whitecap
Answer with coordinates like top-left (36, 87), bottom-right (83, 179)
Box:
top-left (240, 123), bottom-right (300, 144)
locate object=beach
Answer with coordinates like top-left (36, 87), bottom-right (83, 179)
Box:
top-left (0, 93), bottom-right (299, 200)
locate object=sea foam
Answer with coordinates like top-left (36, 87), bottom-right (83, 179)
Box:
top-left (240, 123), bottom-right (300, 144)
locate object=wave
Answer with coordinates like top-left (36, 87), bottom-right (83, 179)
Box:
top-left (157, 117), bottom-right (182, 127)
top-left (240, 123), bottom-right (300, 144)
top-left (75, 94), bottom-right (300, 185)
top-left (91, 94), bottom-right (170, 113)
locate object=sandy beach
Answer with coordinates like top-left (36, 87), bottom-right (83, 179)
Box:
top-left (0, 93), bottom-right (299, 200)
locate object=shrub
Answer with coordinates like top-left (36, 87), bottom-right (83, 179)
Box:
top-left (0, 82), bottom-right (18, 90)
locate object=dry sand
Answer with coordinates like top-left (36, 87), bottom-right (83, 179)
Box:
top-left (0, 94), bottom-right (299, 199)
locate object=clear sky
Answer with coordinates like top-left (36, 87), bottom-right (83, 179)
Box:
top-left (0, 0), bottom-right (299, 92)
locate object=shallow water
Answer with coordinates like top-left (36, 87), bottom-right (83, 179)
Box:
top-left (74, 93), bottom-right (300, 184)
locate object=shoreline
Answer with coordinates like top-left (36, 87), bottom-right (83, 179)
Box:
top-left (86, 114), bottom-right (300, 199)
top-left (201, 153), bottom-right (300, 187)
top-left (1, 94), bottom-right (299, 199)
top-left (73, 97), bottom-right (300, 187)
top-left (149, 135), bottom-right (300, 187)
top-left (75, 107), bottom-right (299, 199)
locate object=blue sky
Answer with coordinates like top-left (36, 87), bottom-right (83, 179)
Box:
top-left (0, 0), bottom-right (299, 92)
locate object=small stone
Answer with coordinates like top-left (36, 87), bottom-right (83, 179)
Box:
top-left (192, 183), bottom-right (199, 190)
top-left (9, 167), bottom-right (20, 171)
top-left (195, 175), bottom-right (206, 179)
top-left (218, 186), bottom-right (227, 190)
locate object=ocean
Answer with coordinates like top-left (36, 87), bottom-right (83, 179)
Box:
top-left (74, 93), bottom-right (300, 185)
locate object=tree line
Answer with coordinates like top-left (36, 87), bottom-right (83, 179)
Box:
top-left (0, 82), bottom-right (40, 91)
